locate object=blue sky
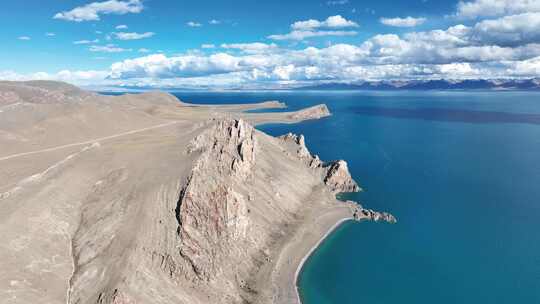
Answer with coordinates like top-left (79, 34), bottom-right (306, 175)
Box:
top-left (1, 0), bottom-right (540, 88)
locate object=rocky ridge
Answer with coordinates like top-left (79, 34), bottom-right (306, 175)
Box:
top-left (278, 132), bottom-right (360, 193)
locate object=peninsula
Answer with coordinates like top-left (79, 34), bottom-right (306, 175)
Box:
top-left (0, 81), bottom-right (394, 304)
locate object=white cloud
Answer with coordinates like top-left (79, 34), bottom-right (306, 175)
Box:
top-left (138, 48), bottom-right (151, 53)
top-left (291, 15), bottom-right (358, 30)
top-left (221, 42), bottom-right (278, 53)
top-left (209, 19), bottom-right (221, 25)
top-left (201, 44), bottom-right (216, 49)
top-left (115, 24), bottom-right (128, 29)
top-left (18, 36), bottom-right (31, 41)
top-left (455, 0), bottom-right (540, 19)
top-left (470, 13), bottom-right (540, 46)
top-left (74, 39), bottom-right (100, 45)
top-left (269, 15), bottom-right (358, 41)
top-left (268, 30), bottom-right (357, 41)
top-left (380, 16), bottom-right (427, 27)
top-left (187, 21), bottom-right (202, 27)
top-left (114, 32), bottom-right (155, 40)
top-left (505, 56), bottom-right (540, 76)
top-left (45, 32), bottom-right (56, 37)
top-left (90, 44), bottom-right (131, 53)
top-left (54, 0), bottom-right (143, 22)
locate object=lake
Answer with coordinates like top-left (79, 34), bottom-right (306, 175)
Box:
top-left (171, 90), bottom-right (540, 304)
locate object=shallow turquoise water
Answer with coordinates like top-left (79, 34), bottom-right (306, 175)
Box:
top-left (171, 90), bottom-right (540, 304)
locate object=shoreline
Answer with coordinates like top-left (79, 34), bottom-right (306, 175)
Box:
top-left (293, 217), bottom-right (353, 304)
top-left (270, 202), bottom-right (355, 304)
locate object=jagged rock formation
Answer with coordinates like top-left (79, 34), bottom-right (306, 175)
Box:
top-left (351, 203), bottom-right (397, 224)
top-left (279, 132), bottom-right (360, 193)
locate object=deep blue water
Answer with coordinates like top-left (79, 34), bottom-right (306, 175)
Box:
top-left (169, 90), bottom-right (540, 304)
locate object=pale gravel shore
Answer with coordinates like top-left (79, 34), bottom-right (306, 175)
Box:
top-left (270, 201), bottom-right (356, 304)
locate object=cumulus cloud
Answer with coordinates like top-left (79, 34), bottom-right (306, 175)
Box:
top-left (505, 56), bottom-right (540, 76)
top-left (18, 36), bottom-right (31, 41)
top-left (109, 53), bottom-right (246, 78)
top-left (114, 32), bottom-right (155, 40)
top-left (116, 24), bottom-right (128, 29)
top-left (455, 0), bottom-right (540, 19)
top-left (45, 32), bottom-right (56, 37)
top-left (187, 21), bottom-right (202, 27)
top-left (291, 15), bottom-right (358, 30)
top-left (53, 0), bottom-right (143, 22)
top-left (209, 19), bottom-right (221, 25)
top-left (269, 15), bottom-right (358, 41)
top-left (90, 44), bottom-right (131, 53)
top-left (470, 13), bottom-right (540, 46)
top-left (201, 44), bottom-right (216, 49)
top-left (380, 16), bottom-right (426, 27)
top-left (101, 13), bottom-right (540, 85)
top-left (138, 48), bottom-right (151, 53)
top-left (268, 30), bottom-right (357, 41)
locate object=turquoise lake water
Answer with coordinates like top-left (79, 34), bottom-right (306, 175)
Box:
top-left (170, 90), bottom-right (540, 304)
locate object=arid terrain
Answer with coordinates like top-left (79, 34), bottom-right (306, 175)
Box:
top-left (0, 81), bottom-right (370, 304)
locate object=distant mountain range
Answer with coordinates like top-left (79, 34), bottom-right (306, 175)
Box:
top-left (294, 79), bottom-right (540, 91)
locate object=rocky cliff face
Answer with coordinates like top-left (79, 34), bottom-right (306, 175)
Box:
top-left (171, 119), bottom-right (361, 301)
top-left (177, 119), bottom-right (257, 281)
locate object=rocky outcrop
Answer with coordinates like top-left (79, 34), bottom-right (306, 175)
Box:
top-left (279, 132), bottom-right (360, 193)
top-left (350, 203), bottom-right (397, 224)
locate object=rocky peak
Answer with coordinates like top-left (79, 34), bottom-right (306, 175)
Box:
top-left (278, 133), bottom-right (311, 159)
top-left (323, 160), bottom-right (360, 193)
